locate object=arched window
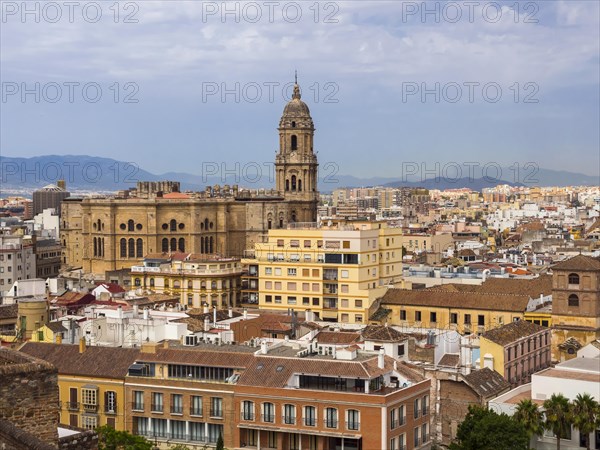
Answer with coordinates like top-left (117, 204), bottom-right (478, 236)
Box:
top-left (188, 280), bottom-right (193, 290)
top-left (128, 219), bottom-right (134, 232)
top-left (170, 238), bottom-right (177, 251)
top-left (291, 211), bottom-right (296, 223)
top-left (128, 238), bottom-right (135, 257)
top-left (178, 238), bottom-right (185, 252)
top-left (279, 218), bottom-right (284, 228)
top-left (285, 179), bottom-right (290, 191)
top-left (170, 219), bottom-right (177, 232)
top-left (568, 294), bottom-right (579, 307)
top-left (97, 219), bottom-right (101, 230)
top-left (204, 219), bottom-right (209, 230)
top-left (136, 238), bottom-right (143, 257)
top-left (149, 278), bottom-right (155, 287)
top-left (93, 237), bottom-right (97, 257)
top-left (291, 175), bottom-right (297, 191)
top-left (134, 278), bottom-right (141, 287)
top-left (291, 135), bottom-right (297, 150)
top-left (200, 237), bottom-right (205, 254)
top-left (100, 238), bottom-right (104, 257)
top-left (120, 239), bottom-right (127, 257)
top-left (568, 273), bottom-right (580, 285)
top-left (268, 220), bottom-right (272, 230)
top-left (209, 236), bottom-right (214, 253)
top-left (162, 238), bottom-right (169, 252)
top-left (291, 121), bottom-right (296, 127)
top-left (298, 179), bottom-right (302, 191)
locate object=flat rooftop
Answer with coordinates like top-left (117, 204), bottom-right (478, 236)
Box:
top-left (535, 368), bottom-right (600, 383)
top-left (264, 344), bottom-right (376, 362)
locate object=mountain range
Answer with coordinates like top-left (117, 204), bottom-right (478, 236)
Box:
top-left (0, 155), bottom-right (597, 195)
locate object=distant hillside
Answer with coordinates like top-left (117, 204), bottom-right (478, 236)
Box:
top-left (0, 155), bottom-right (597, 194)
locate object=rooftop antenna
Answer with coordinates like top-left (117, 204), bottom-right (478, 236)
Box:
top-left (295, 70), bottom-right (298, 85)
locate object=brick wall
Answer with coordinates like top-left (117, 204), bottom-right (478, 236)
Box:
top-left (0, 348), bottom-right (60, 447)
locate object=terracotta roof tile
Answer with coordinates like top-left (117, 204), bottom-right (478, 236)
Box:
top-left (481, 320), bottom-right (547, 346)
top-left (0, 304), bottom-right (18, 320)
top-left (316, 331), bottom-right (361, 345)
top-left (380, 289), bottom-right (530, 313)
top-left (462, 367), bottom-right (511, 398)
top-left (19, 342), bottom-right (140, 379)
top-left (361, 325), bottom-right (408, 342)
top-left (552, 255), bottom-right (600, 271)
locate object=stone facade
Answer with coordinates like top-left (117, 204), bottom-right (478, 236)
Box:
top-left (0, 348), bottom-right (60, 447)
top-left (61, 82), bottom-right (319, 276)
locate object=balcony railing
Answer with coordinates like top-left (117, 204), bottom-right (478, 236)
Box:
top-left (422, 406), bottom-right (429, 416)
top-left (346, 421), bottom-right (360, 431)
top-left (325, 420), bottom-right (338, 429)
top-left (210, 409), bottom-right (223, 418)
top-left (391, 419), bottom-right (398, 429)
top-left (262, 414), bottom-right (275, 423)
top-left (151, 404), bottom-right (164, 413)
top-left (304, 417), bottom-right (316, 426)
top-left (190, 407), bottom-right (203, 416)
top-left (131, 402), bottom-right (144, 412)
top-left (104, 404), bottom-right (117, 415)
top-left (283, 416), bottom-right (296, 425)
top-left (66, 401), bottom-right (79, 411)
top-left (171, 405), bottom-right (183, 414)
top-left (399, 416), bottom-right (406, 426)
top-left (242, 412), bottom-right (255, 421)
top-left (414, 410), bottom-right (421, 419)
top-left (82, 403), bottom-right (98, 413)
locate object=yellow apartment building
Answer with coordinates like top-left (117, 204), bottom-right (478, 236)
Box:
top-left (130, 252), bottom-right (243, 309)
top-left (374, 289), bottom-right (531, 334)
top-left (19, 341), bottom-right (140, 431)
top-left (242, 221), bottom-right (403, 323)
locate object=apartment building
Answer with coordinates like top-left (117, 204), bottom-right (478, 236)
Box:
top-left (375, 289), bottom-right (531, 334)
top-left (0, 230), bottom-right (36, 292)
top-left (130, 252), bottom-right (243, 309)
top-left (20, 341), bottom-right (140, 431)
top-left (235, 344), bottom-right (431, 450)
top-left (243, 221), bottom-right (403, 323)
top-left (479, 320), bottom-right (551, 388)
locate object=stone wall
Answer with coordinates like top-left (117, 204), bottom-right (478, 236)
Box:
top-left (0, 348), bottom-right (60, 447)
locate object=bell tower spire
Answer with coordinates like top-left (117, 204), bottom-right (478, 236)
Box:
top-left (274, 74), bottom-right (319, 216)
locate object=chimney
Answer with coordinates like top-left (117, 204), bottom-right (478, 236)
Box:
top-left (56, 333), bottom-right (62, 344)
top-left (204, 316), bottom-right (210, 332)
top-left (203, 303), bottom-right (209, 314)
top-left (133, 304), bottom-right (139, 316)
top-left (393, 360), bottom-right (398, 371)
top-left (228, 307), bottom-right (233, 318)
top-left (213, 306), bottom-right (217, 326)
top-left (79, 337), bottom-right (86, 354)
top-left (378, 348), bottom-right (385, 369)
top-left (243, 308), bottom-right (248, 320)
top-left (117, 305), bottom-right (123, 319)
top-left (261, 340), bottom-right (267, 355)
top-left (143, 307), bottom-right (149, 320)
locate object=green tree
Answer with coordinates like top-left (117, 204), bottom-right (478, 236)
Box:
top-left (216, 434), bottom-right (224, 450)
top-left (96, 425), bottom-right (153, 450)
top-left (571, 393), bottom-right (600, 450)
top-left (449, 405), bottom-right (529, 450)
top-left (543, 393), bottom-right (572, 450)
top-left (514, 398), bottom-right (544, 445)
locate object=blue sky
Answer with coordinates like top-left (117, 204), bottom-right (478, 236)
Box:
top-left (1, 1), bottom-right (599, 179)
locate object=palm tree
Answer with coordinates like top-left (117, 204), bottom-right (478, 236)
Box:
top-left (543, 394), bottom-right (572, 450)
top-left (571, 393), bottom-right (600, 450)
top-left (514, 399), bottom-right (544, 447)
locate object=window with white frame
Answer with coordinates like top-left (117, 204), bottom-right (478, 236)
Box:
top-left (81, 388), bottom-right (98, 406)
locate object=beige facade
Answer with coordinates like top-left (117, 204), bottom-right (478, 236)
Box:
top-left (243, 221), bottom-right (403, 323)
top-left (61, 81), bottom-right (319, 276)
top-left (130, 253), bottom-right (243, 309)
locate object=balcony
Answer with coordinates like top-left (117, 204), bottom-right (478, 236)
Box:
top-left (346, 421), bottom-right (360, 431)
top-left (104, 404), bottom-right (117, 415)
top-left (262, 414), bottom-right (275, 423)
top-left (190, 407), bottom-right (203, 417)
top-left (66, 402), bottom-right (80, 411)
top-left (304, 417), bottom-right (316, 427)
top-left (390, 419), bottom-right (398, 430)
top-left (422, 406), bottom-right (429, 416)
top-left (283, 416), bottom-right (296, 425)
top-left (171, 405), bottom-right (183, 415)
top-left (210, 409), bottom-right (223, 418)
top-left (242, 412), bottom-right (255, 421)
top-left (131, 402), bottom-right (144, 412)
top-left (151, 404), bottom-right (163, 413)
top-left (82, 403), bottom-right (98, 413)
top-left (414, 410), bottom-right (422, 419)
top-left (325, 420), bottom-right (338, 429)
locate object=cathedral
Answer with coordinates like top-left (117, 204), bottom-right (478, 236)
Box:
top-left (60, 80), bottom-right (319, 275)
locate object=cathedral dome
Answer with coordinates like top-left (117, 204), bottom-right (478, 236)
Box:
top-left (282, 83), bottom-right (311, 118)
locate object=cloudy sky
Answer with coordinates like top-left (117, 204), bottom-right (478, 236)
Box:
top-left (1, 0), bottom-right (599, 181)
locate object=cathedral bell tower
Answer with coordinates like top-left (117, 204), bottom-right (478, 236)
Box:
top-left (275, 75), bottom-right (319, 206)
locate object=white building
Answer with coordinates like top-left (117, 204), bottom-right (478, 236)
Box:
top-left (0, 231), bottom-right (37, 301)
top-left (490, 355), bottom-right (600, 449)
